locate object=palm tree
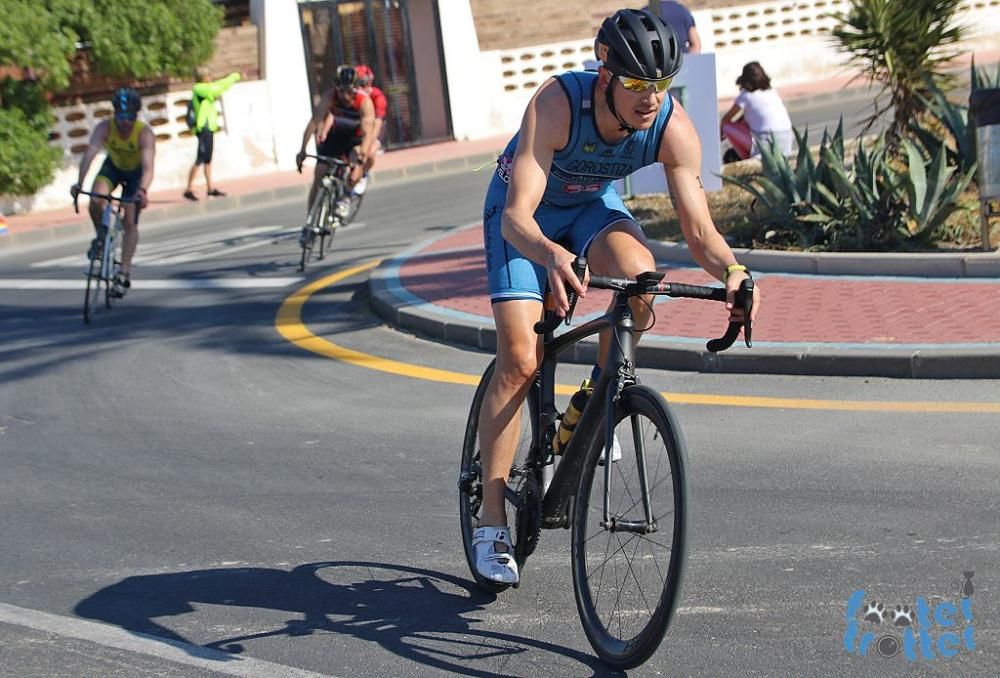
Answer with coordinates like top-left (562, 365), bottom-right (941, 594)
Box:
top-left (830, 0), bottom-right (965, 142)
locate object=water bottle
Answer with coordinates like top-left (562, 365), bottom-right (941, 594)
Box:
top-left (554, 380), bottom-right (592, 455)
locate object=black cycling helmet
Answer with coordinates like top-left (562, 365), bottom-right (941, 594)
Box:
top-left (595, 10), bottom-right (683, 134)
top-left (597, 9), bottom-right (683, 80)
top-left (111, 87), bottom-right (141, 115)
top-left (335, 65), bottom-right (357, 89)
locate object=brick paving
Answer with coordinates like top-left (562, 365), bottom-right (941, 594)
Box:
top-left (400, 225), bottom-right (1000, 348)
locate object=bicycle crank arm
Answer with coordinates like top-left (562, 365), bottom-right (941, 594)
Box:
top-left (601, 518), bottom-right (658, 534)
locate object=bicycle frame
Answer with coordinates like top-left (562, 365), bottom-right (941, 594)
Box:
top-left (533, 291), bottom-right (639, 530)
top-left (525, 269), bottom-right (753, 531)
top-left (99, 202), bottom-right (124, 280)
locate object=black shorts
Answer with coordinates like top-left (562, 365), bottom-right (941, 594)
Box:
top-left (317, 132), bottom-right (361, 162)
top-left (195, 128), bottom-right (214, 165)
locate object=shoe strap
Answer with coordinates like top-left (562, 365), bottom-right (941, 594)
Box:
top-left (473, 526), bottom-right (512, 548)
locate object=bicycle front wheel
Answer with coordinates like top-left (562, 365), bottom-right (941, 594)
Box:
top-left (458, 360), bottom-right (539, 593)
top-left (571, 384), bottom-right (688, 669)
top-left (83, 256), bottom-right (101, 324)
top-left (103, 227), bottom-right (119, 309)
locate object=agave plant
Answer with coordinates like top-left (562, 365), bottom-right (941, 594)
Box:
top-left (723, 120), bottom-right (974, 250)
top-left (830, 0), bottom-right (965, 142)
top-left (911, 78), bottom-right (976, 176)
top-left (721, 128), bottom-right (837, 249)
top-left (894, 138), bottom-right (977, 242)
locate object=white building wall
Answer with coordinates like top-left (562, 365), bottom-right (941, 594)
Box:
top-left (2, 0), bottom-right (311, 214)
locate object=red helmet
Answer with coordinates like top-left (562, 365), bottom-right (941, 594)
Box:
top-left (354, 64), bottom-right (374, 86)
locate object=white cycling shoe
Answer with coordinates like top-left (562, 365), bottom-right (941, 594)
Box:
top-left (598, 433), bottom-right (622, 465)
top-left (473, 526), bottom-right (519, 585)
top-left (352, 174), bottom-right (368, 195)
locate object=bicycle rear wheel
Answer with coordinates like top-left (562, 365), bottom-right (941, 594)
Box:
top-left (459, 360), bottom-right (540, 592)
top-left (571, 384), bottom-right (688, 669)
top-left (83, 256), bottom-right (101, 324)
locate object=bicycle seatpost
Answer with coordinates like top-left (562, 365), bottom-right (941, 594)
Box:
top-left (564, 256), bottom-right (587, 326)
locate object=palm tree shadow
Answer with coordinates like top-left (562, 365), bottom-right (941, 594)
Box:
top-left (74, 561), bottom-right (617, 676)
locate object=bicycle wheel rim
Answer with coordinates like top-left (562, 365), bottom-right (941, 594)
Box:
top-left (458, 361), bottom-right (538, 592)
top-left (571, 385), bottom-right (688, 669)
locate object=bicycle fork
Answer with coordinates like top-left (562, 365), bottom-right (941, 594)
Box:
top-left (600, 308), bottom-right (658, 535)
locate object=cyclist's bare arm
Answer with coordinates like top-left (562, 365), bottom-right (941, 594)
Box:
top-left (137, 125), bottom-right (156, 207)
top-left (356, 96), bottom-right (377, 160)
top-left (299, 88), bottom-right (335, 155)
top-left (657, 101), bottom-right (760, 319)
top-left (502, 79), bottom-right (584, 314)
top-left (72, 121), bottom-right (110, 191)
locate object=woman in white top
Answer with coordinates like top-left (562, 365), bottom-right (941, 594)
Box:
top-left (720, 61), bottom-right (793, 160)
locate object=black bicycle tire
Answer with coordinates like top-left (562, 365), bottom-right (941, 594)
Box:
top-left (103, 226), bottom-right (118, 309)
top-left (318, 188), bottom-right (335, 259)
top-left (300, 187), bottom-right (330, 271)
top-left (570, 384), bottom-right (688, 669)
top-left (458, 361), bottom-right (540, 593)
top-left (83, 256), bottom-right (101, 324)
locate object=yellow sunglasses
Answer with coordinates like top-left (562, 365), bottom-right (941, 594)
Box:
top-left (616, 74), bottom-right (673, 93)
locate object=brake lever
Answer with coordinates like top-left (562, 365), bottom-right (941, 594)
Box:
top-left (563, 256), bottom-right (587, 326)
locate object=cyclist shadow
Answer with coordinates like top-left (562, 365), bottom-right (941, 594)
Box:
top-left (74, 561), bottom-right (620, 677)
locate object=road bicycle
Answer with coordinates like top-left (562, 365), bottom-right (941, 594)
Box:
top-left (459, 258), bottom-right (754, 668)
top-left (298, 153), bottom-right (364, 272)
top-left (74, 190), bottom-right (135, 324)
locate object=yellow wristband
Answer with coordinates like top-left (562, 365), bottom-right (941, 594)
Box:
top-left (724, 264), bottom-right (748, 282)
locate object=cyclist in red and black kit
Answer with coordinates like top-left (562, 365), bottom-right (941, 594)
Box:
top-left (352, 64), bottom-right (387, 186)
top-left (296, 65), bottom-right (376, 217)
top-left (316, 64), bottom-right (386, 197)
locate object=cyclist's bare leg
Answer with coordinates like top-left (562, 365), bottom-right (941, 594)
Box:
top-left (87, 177), bottom-right (113, 234)
top-left (477, 298), bottom-right (544, 528)
top-left (120, 202), bottom-right (139, 274)
top-left (587, 219), bottom-right (656, 370)
top-left (307, 162), bottom-right (328, 212)
top-left (361, 138), bottom-right (381, 176)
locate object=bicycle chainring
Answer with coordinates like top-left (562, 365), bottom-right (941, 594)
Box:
top-left (514, 474), bottom-right (542, 566)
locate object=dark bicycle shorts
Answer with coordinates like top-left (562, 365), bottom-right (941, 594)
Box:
top-left (195, 127), bottom-right (214, 165)
top-left (95, 158), bottom-right (142, 201)
top-left (93, 158), bottom-right (143, 223)
top-left (317, 132), bottom-right (361, 162)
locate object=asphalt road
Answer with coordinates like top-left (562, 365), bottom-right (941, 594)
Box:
top-left (1, 112), bottom-right (998, 675)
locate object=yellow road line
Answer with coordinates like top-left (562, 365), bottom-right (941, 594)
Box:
top-left (275, 261), bottom-right (1000, 414)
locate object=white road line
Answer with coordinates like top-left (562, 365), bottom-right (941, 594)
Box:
top-left (31, 226), bottom-right (293, 269)
top-left (0, 602), bottom-right (334, 678)
top-left (0, 278), bottom-right (303, 290)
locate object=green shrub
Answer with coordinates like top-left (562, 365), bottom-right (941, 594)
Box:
top-left (0, 107), bottom-right (61, 196)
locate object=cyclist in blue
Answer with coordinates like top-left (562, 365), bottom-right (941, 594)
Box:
top-left (70, 88), bottom-right (156, 297)
top-left (474, 9), bottom-right (762, 585)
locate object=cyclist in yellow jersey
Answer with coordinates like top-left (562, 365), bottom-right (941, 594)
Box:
top-left (71, 88), bottom-right (156, 297)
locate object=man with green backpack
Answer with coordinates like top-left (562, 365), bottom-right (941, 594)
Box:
top-left (183, 69), bottom-right (241, 201)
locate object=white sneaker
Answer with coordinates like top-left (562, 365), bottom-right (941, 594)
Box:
top-left (598, 433), bottom-right (622, 465)
top-left (473, 526), bottom-right (519, 585)
top-left (334, 199), bottom-right (351, 218)
top-left (352, 174), bottom-right (368, 195)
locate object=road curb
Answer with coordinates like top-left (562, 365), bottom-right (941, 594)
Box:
top-left (650, 241), bottom-right (1000, 278)
top-left (368, 235), bottom-right (1000, 379)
